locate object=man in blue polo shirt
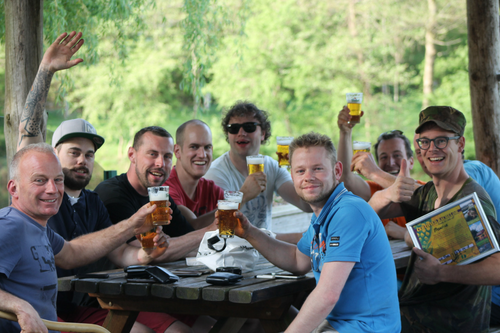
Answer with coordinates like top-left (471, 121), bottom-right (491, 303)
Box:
top-left (226, 132), bottom-right (400, 332)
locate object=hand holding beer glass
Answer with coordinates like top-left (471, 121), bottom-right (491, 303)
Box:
top-left (218, 200), bottom-right (240, 238)
top-left (346, 93), bottom-right (363, 124)
top-left (246, 154), bottom-right (265, 174)
top-left (352, 141), bottom-right (371, 175)
top-left (276, 136), bottom-right (293, 168)
top-left (224, 191), bottom-right (243, 209)
top-left (137, 214), bottom-right (157, 251)
top-left (148, 186), bottom-right (170, 226)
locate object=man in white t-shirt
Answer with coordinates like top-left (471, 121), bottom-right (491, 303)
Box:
top-left (204, 101), bottom-right (311, 242)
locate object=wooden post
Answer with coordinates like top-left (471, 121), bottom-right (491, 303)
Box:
top-left (3, 0), bottom-right (44, 175)
top-left (467, 0), bottom-right (500, 175)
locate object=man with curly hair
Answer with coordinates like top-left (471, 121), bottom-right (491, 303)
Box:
top-left (205, 102), bottom-right (311, 242)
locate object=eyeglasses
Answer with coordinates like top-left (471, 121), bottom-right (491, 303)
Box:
top-left (416, 136), bottom-right (461, 150)
top-left (378, 130), bottom-right (404, 140)
top-left (226, 122), bottom-right (261, 135)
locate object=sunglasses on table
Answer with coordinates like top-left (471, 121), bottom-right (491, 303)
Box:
top-left (226, 122), bottom-right (261, 134)
top-left (415, 136), bottom-right (461, 150)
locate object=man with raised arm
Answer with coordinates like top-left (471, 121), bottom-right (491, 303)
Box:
top-left (217, 132), bottom-right (400, 333)
top-left (17, 32), bottom-right (203, 333)
top-left (370, 106), bottom-right (500, 332)
top-left (0, 143), bottom-right (163, 333)
top-left (163, 120), bottom-right (224, 227)
top-left (205, 101), bottom-right (312, 243)
top-left (336, 106), bottom-right (425, 239)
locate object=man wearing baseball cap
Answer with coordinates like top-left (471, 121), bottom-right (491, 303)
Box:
top-left (16, 31), bottom-right (201, 333)
top-left (370, 106), bottom-right (500, 332)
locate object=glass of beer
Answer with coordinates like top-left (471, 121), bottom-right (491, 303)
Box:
top-left (138, 215), bottom-right (156, 251)
top-left (147, 186), bottom-right (170, 226)
top-left (218, 200), bottom-right (240, 238)
top-left (352, 141), bottom-right (371, 155)
top-left (246, 154), bottom-right (265, 174)
top-left (224, 190), bottom-right (243, 209)
top-left (346, 93), bottom-right (363, 124)
top-left (276, 136), bottom-right (293, 168)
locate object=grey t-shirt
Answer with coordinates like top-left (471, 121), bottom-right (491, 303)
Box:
top-left (204, 152), bottom-right (291, 230)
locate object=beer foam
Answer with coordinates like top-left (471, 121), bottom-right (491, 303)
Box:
top-left (246, 156), bottom-right (264, 164)
top-left (149, 191), bottom-right (169, 201)
top-left (352, 141), bottom-right (371, 150)
top-left (226, 196), bottom-right (242, 203)
top-left (277, 137), bottom-right (293, 145)
top-left (218, 200), bottom-right (239, 210)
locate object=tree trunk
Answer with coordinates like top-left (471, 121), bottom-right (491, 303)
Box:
top-left (422, 0), bottom-right (437, 109)
top-left (467, 0), bottom-right (500, 175)
top-left (3, 0), bottom-right (44, 177)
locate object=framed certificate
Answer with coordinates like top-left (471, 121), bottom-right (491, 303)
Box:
top-left (406, 192), bottom-right (500, 265)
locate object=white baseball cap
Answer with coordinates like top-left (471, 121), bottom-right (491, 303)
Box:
top-left (52, 118), bottom-right (105, 151)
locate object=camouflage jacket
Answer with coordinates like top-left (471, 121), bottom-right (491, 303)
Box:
top-left (399, 178), bottom-right (499, 333)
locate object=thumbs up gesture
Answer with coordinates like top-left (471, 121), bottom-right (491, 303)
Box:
top-left (387, 159), bottom-right (415, 203)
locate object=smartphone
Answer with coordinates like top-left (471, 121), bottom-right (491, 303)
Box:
top-left (255, 273), bottom-right (306, 279)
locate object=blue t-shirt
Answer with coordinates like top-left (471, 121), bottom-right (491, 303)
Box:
top-left (464, 160), bottom-right (500, 306)
top-left (297, 183), bottom-right (401, 333)
top-left (0, 207), bottom-right (65, 333)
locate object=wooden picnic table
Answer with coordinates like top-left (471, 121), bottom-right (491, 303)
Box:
top-left (58, 239), bottom-right (411, 333)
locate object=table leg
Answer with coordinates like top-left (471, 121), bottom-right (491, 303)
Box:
top-left (209, 317), bottom-right (247, 333)
top-left (102, 310), bottom-right (139, 333)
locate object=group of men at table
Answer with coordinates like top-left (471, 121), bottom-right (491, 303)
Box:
top-left (1, 31), bottom-right (500, 333)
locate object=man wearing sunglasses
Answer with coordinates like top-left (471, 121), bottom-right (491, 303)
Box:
top-left (370, 106), bottom-right (500, 333)
top-left (337, 106), bottom-right (425, 240)
top-left (218, 132), bottom-right (401, 333)
top-left (205, 102), bottom-right (311, 242)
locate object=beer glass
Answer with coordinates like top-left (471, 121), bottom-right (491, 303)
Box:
top-left (246, 155), bottom-right (265, 174)
top-left (148, 186), bottom-right (170, 226)
top-left (276, 136), bottom-right (293, 168)
top-left (218, 200), bottom-right (239, 238)
top-left (224, 190), bottom-right (243, 209)
top-left (138, 215), bottom-right (156, 251)
top-left (352, 141), bottom-right (371, 155)
top-left (346, 93), bottom-right (363, 124)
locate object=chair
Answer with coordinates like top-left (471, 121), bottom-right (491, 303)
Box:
top-left (0, 310), bottom-right (110, 333)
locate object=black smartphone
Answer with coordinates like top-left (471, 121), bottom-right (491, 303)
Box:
top-left (216, 266), bottom-right (242, 275)
top-left (145, 266), bottom-right (179, 284)
top-left (206, 272), bottom-right (243, 285)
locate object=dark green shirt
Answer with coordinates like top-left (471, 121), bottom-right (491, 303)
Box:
top-left (399, 178), bottom-right (500, 333)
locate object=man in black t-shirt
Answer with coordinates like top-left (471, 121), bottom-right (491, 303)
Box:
top-left (95, 126), bottom-right (217, 261)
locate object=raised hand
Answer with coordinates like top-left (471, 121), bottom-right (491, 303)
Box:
top-left (351, 151), bottom-right (381, 178)
top-left (337, 106), bottom-right (364, 132)
top-left (41, 31), bottom-right (84, 73)
top-left (386, 159), bottom-right (414, 203)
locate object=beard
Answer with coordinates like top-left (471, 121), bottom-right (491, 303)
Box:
top-left (63, 167), bottom-right (91, 191)
top-left (136, 165), bottom-right (167, 189)
top-left (297, 182), bottom-right (337, 206)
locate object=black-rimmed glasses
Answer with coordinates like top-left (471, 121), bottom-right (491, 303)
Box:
top-left (416, 136), bottom-right (461, 150)
top-left (226, 122), bottom-right (261, 134)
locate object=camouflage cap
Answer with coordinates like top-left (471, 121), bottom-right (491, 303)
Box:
top-left (415, 106), bottom-right (466, 136)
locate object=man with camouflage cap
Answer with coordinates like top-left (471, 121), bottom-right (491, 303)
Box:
top-left (370, 106), bottom-right (500, 333)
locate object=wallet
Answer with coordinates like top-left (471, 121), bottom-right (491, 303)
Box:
top-left (124, 265), bottom-right (179, 284)
top-left (206, 272), bottom-right (243, 285)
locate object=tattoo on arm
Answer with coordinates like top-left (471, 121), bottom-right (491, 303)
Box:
top-left (18, 67), bottom-right (54, 147)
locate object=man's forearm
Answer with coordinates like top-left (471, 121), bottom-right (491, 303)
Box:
top-left (56, 217), bottom-right (140, 269)
top-left (438, 252), bottom-right (500, 285)
top-left (245, 227), bottom-right (307, 274)
top-left (0, 289), bottom-right (46, 332)
top-left (337, 130), bottom-right (371, 201)
top-left (18, 65), bottom-right (54, 149)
